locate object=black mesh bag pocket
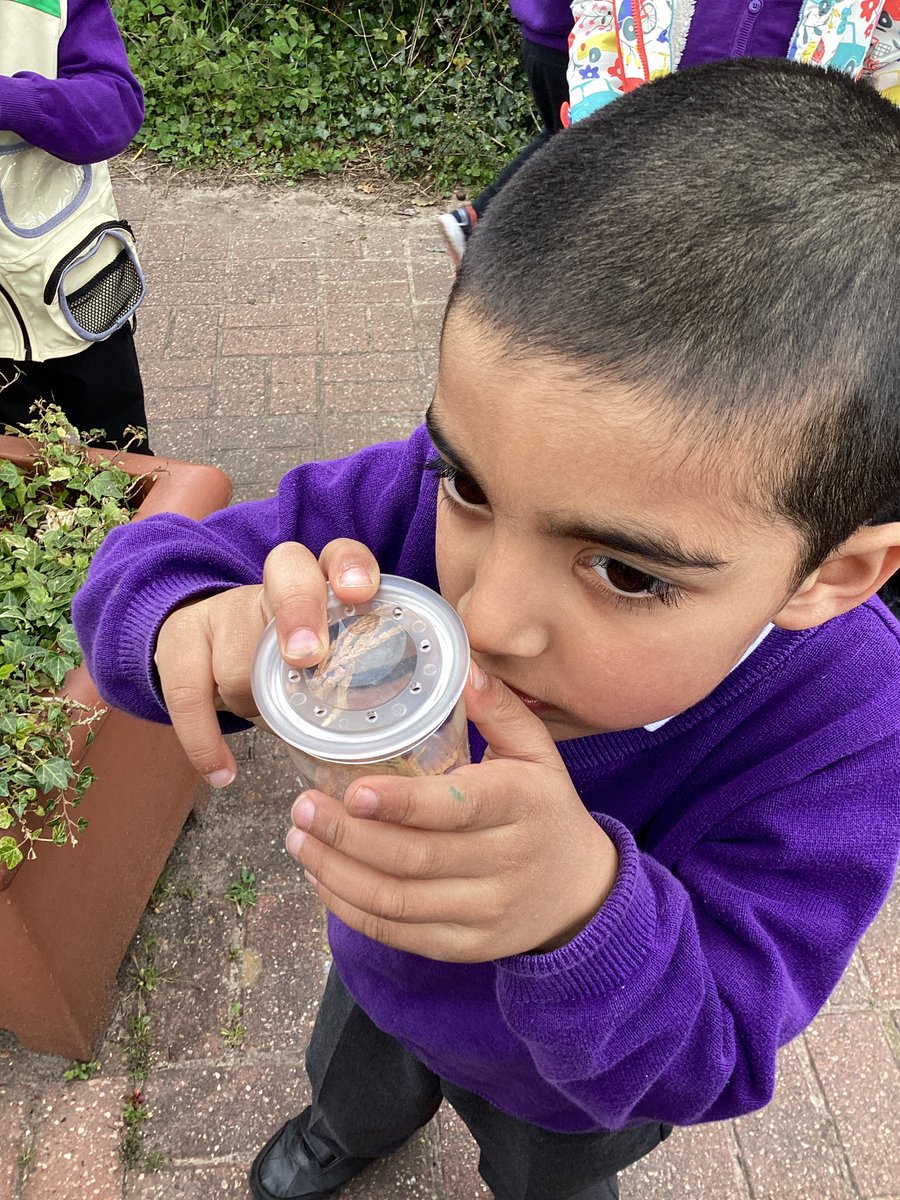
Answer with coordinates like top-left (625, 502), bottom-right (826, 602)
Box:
top-left (66, 248), bottom-right (143, 336)
top-left (48, 222), bottom-right (146, 342)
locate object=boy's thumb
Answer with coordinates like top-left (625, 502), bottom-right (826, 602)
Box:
top-left (464, 662), bottom-right (560, 766)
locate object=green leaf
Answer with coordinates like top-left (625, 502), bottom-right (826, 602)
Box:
top-left (0, 837), bottom-right (22, 870)
top-left (0, 806), bottom-right (14, 829)
top-left (57, 624), bottom-right (81, 655)
top-left (33, 756), bottom-right (74, 794)
top-left (3, 637), bottom-right (32, 666)
top-left (36, 651), bottom-right (76, 686)
top-left (76, 765), bottom-right (96, 790)
top-left (0, 460), bottom-right (22, 487)
top-left (83, 470), bottom-right (125, 501)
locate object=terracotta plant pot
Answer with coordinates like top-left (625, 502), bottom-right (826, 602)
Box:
top-left (0, 437), bottom-right (232, 1059)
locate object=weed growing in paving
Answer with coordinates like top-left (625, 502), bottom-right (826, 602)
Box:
top-left (119, 935), bottom-right (168, 1169)
top-left (221, 1000), bottom-right (246, 1049)
top-left (143, 1149), bottom-right (166, 1172)
top-left (123, 1011), bottom-right (153, 1083)
top-left (64, 1059), bottom-right (101, 1081)
top-left (129, 937), bottom-right (172, 992)
top-left (148, 868), bottom-right (172, 912)
top-left (121, 1088), bottom-right (151, 1168)
top-left (226, 867), bottom-right (258, 917)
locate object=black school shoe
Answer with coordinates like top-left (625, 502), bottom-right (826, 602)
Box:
top-left (250, 1108), bottom-right (402, 1199)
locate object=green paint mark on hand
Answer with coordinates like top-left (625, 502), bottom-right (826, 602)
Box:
top-left (449, 785), bottom-right (467, 805)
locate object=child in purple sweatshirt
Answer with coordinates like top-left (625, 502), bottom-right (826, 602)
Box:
top-left (0, 0), bottom-right (149, 451)
top-left (72, 60), bottom-right (900, 1200)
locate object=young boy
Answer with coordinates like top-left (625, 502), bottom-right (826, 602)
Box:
top-left (72, 59), bottom-right (900, 1200)
top-left (0, 0), bottom-right (149, 451)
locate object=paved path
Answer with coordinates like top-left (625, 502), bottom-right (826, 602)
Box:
top-left (1, 170), bottom-right (898, 1200)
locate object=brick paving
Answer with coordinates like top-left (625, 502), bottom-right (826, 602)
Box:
top-left (1, 168), bottom-right (898, 1200)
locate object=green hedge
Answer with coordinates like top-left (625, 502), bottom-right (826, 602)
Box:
top-left (114, 0), bottom-right (538, 190)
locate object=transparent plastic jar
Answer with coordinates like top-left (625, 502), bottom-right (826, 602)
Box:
top-left (251, 576), bottom-right (470, 795)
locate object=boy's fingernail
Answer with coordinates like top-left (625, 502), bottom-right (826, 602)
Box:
top-left (340, 567), bottom-right (373, 588)
top-left (469, 662), bottom-right (487, 690)
top-left (294, 795), bottom-right (315, 830)
top-left (285, 628), bottom-right (321, 658)
top-left (205, 768), bottom-right (235, 788)
top-left (286, 828), bottom-right (306, 857)
top-left (348, 785), bottom-right (378, 815)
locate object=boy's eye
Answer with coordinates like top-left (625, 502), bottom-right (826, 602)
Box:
top-left (445, 469), bottom-right (488, 508)
top-left (586, 555), bottom-right (681, 606)
top-left (424, 457), bottom-right (488, 510)
top-left (593, 556), bottom-right (656, 594)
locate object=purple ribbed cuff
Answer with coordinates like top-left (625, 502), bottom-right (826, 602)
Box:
top-left (496, 813), bottom-right (657, 1001)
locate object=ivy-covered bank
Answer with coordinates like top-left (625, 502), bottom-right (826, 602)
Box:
top-left (114, 0), bottom-right (537, 190)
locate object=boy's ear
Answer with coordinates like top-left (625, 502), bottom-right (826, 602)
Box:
top-left (774, 523), bottom-right (900, 630)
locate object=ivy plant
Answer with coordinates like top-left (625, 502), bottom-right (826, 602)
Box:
top-left (113, 0), bottom-right (537, 191)
top-left (0, 405), bottom-right (145, 871)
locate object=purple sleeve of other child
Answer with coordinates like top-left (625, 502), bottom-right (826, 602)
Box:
top-left (509, 0), bottom-right (574, 52)
top-left (0, 0), bottom-right (143, 163)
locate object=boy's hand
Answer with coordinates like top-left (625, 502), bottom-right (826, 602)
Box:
top-left (285, 667), bottom-right (619, 960)
top-left (153, 539), bottom-right (379, 786)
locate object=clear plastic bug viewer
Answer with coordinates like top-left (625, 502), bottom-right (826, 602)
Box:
top-left (251, 576), bottom-right (471, 795)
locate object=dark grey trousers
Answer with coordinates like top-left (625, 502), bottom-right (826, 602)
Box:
top-left (0, 323), bottom-right (150, 453)
top-left (304, 968), bottom-right (672, 1200)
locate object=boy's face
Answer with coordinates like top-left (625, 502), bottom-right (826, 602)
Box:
top-left (432, 310), bottom-right (810, 739)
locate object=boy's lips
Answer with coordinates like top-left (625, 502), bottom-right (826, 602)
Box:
top-left (504, 683), bottom-right (557, 715)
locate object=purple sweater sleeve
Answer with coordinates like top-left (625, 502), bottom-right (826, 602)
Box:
top-left (71, 428), bottom-right (437, 725)
top-left (0, 0), bottom-right (143, 163)
top-left (494, 707), bottom-right (900, 1125)
top-left (508, 0), bottom-right (574, 51)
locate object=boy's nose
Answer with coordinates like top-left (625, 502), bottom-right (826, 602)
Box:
top-left (456, 546), bottom-right (551, 661)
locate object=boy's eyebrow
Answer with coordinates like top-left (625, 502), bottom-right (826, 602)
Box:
top-left (425, 403), bottom-right (727, 573)
top-left (542, 517), bottom-right (728, 572)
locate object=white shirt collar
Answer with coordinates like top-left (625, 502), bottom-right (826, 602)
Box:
top-left (642, 623), bottom-right (774, 732)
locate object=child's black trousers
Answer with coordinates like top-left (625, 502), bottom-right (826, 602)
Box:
top-left (304, 968), bottom-right (672, 1200)
top-left (0, 323), bottom-right (150, 453)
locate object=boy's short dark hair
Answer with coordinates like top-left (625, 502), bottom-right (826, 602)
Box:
top-left (450, 59), bottom-right (900, 578)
